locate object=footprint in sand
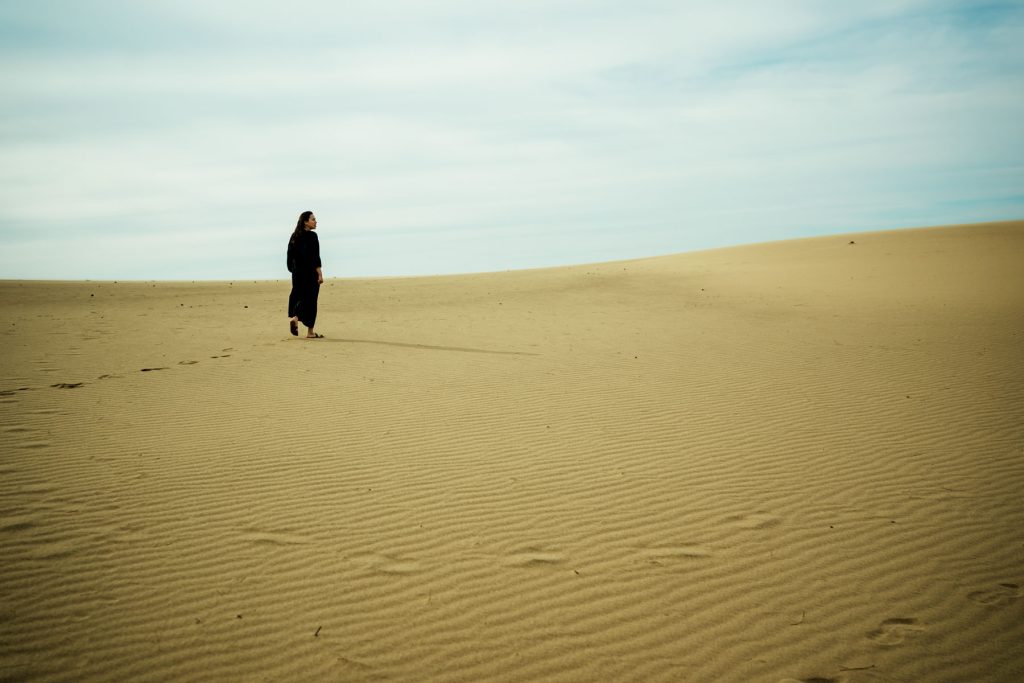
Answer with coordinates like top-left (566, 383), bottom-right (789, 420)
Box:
top-left (90, 523), bottom-right (150, 544)
top-left (178, 360), bottom-right (199, 365)
top-left (26, 538), bottom-right (80, 560)
top-left (724, 512), bottom-right (781, 530)
top-left (778, 678), bottom-right (843, 683)
top-left (140, 367), bottom-right (168, 372)
top-left (866, 617), bottom-right (924, 646)
top-left (0, 515), bottom-right (37, 533)
top-left (50, 382), bottom-right (84, 389)
top-left (239, 528), bottom-right (312, 547)
top-left (353, 552), bottom-right (422, 575)
top-left (640, 545), bottom-right (712, 566)
top-left (502, 546), bottom-right (565, 568)
top-left (18, 483), bottom-right (56, 495)
top-left (967, 583), bottom-right (1021, 607)
top-left (2, 425), bottom-right (32, 434)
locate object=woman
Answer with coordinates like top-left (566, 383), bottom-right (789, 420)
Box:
top-left (286, 210), bottom-right (324, 338)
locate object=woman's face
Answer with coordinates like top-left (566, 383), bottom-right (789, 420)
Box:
top-left (305, 214), bottom-right (317, 230)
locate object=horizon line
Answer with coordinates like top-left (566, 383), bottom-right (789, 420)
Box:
top-left (2, 218), bottom-right (1020, 284)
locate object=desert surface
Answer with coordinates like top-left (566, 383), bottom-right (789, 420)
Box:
top-left (2, 221), bottom-right (1022, 682)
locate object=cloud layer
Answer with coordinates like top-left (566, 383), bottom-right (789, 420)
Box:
top-left (2, 1), bottom-right (1022, 279)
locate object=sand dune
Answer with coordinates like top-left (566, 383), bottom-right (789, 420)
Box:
top-left (1, 220), bottom-right (1022, 682)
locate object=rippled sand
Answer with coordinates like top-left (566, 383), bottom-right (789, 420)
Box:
top-left (2, 221), bottom-right (1022, 682)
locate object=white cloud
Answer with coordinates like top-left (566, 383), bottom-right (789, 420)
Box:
top-left (1, 1), bottom-right (1022, 278)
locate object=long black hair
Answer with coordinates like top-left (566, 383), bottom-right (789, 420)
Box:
top-left (287, 210), bottom-right (313, 272)
top-left (289, 210), bottom-right (313, 249)
top-left (292, 210), bottom-right (313, 240)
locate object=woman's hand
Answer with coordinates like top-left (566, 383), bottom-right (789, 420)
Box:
top-left (316, 267), bottom-right (323, 284)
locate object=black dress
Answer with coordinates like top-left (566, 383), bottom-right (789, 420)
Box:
top-left (287, 230), bottom-right (322, 328)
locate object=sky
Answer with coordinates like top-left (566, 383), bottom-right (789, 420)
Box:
top-left (1, 1), bottom-right (1022, 280)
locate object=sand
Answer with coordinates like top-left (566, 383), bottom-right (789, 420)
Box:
top-left (1, 220), bottom-right (1022, 682)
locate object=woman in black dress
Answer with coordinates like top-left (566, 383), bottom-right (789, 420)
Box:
top-left (287, 210), bottom-right (324, 338)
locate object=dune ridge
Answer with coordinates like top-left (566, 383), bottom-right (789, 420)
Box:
top-left (2, 221), bottom-right (1023, 682)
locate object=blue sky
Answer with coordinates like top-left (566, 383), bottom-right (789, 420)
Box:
top-left (1, 1), bottom-right (1022, 279)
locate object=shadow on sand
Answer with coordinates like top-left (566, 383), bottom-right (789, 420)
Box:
top-left (314, 337), bottom-right (540, 357)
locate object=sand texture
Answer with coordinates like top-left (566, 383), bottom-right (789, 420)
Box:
top-left (2, 221), bottom-right (1023, 682)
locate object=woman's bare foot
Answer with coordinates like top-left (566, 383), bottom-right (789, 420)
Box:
top-left (289, 317), bottom-right (299, 336)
